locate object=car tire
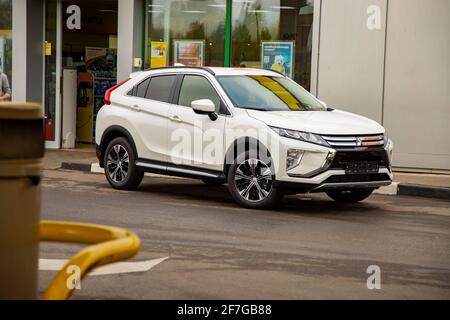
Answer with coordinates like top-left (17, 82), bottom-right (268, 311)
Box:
top-left (227, 151), bottom-right (282, 209)
top-left (201, 178), bottom-right (225, 186)
top-left (326, 189), bottom-right (374, 203)
top-left (104, 137), bottom-right (144, 190)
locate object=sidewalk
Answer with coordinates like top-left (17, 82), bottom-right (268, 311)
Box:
top-left (43, 149), bottom-right (450, 200)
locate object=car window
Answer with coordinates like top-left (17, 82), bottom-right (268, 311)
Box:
top-left (145, 75), bottom-right (177, 103)
top-left (218, 76), bottom-right (326, 112)
top-left (178, 75), bottom-right (221, 113)
top-left (134, 78), bottom-right (151, 98)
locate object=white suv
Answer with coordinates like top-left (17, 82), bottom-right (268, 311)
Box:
top-left (96, 67), bottom-right (393, 209)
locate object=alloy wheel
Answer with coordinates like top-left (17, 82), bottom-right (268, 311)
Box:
top-left (234, 158), bottom-right (273, 202)
top-left (107, 144), bottom-right (129, 183)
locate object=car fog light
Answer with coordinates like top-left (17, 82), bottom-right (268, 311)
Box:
top-left (286, 149), bottom-right (304, 171)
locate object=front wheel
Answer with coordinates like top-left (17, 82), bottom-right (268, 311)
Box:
top-left (104, 137), bottom-right (144, 190)
top-left (326, 189), bottom-right (374, 203)
top-left (227, 152), bottom-right (282, 209)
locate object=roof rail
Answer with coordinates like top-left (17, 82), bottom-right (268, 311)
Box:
top-left (262, 68), bottom-right (287, 77)
top-left (144, 66), bottom-right (216, 76)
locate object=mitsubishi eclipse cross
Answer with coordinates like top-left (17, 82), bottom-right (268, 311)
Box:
top-left (96, 67), bottom-right (393, 209)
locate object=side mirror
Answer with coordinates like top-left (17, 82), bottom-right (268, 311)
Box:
top-left (191, 99), bottom-right (218, 121)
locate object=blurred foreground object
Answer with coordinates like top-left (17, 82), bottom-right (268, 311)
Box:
top-left (0, 102), bottom-right (44, 299)
top-left (40, 221), bottom-right (140, 300)
top-left (0, 103), bottom-right (140, 300)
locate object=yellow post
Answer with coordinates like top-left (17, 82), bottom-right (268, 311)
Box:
top-left (40, 221), bottom-right (141, 300)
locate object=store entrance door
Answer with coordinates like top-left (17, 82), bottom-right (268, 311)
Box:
top-left (44, 0), bottom-right (118, 149)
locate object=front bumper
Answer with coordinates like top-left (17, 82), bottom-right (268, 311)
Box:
top-left (273, 137), bottom-right (393, 193)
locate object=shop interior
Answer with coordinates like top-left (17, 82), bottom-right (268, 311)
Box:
top-left (59, 0), bottom-right (118, 148)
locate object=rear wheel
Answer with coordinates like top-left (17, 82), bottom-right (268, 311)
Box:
top-left (326, 189), bottom-right (374, 203)
top-left (228, 152), bottom-right (282, 209)
top-left (104, 137), bottom-right (144, 190)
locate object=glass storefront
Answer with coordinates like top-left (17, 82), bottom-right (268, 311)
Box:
top-left (231, 0), bottom-right (314, 90)
top-left (145, 0), bottom-right (314, 90)
top-left (43, 0), bottom-right (118, 145)
top-left (0, 0), bottom-right (13, 94)
top-left (44, 0), bottom-right (58, 141)
top-left (145, 0), bottom-right (227, 68)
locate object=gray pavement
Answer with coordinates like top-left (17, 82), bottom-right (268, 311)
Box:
top-left (39, 169), bottom-right (450, 299)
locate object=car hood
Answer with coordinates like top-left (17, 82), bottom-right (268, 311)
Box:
top-left (247, 109), bottom-right (384, 135)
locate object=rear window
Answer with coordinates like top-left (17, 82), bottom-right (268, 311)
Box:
top-left (145, 75), bottom-right (177, 103)
top-left (135, 78), bottom-right (151, 98)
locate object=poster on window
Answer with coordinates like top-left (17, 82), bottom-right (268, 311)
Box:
top-left (261, 41), bottom-right (295, 79)
top-left (173, 40), bottom-right (204, 67)
top-left (150, 41), bottom-right (167, 68)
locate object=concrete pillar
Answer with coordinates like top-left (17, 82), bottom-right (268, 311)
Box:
top-left (117, 0), bottom-right (143, 82)
top-left (12, 0), bottom-right (44, 103)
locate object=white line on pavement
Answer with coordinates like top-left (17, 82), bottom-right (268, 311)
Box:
top-left (39, 257), bottom-right (169, 276)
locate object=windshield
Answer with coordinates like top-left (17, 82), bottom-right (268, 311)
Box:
top-left (217, 75), bottom-right (326, 112)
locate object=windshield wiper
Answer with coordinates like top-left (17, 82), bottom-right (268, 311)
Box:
top-left (241, 106), bottom-right (270, 112)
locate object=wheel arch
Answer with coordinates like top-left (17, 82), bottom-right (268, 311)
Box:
top-left (223, 136), bottom-right (273, 178)
top-left (98, 126), bottom-right (138, 168)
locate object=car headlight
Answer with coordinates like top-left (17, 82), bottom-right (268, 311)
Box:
top-left (270, 127), bottom-right (330, 147)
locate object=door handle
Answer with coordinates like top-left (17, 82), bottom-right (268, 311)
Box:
top-left (131, 104), bottom-right (140, 111)
top-left (169, 115), bottom-right (182, 123)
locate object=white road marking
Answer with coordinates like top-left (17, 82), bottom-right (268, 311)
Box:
top-left (39, 257), bottom-right (169, 276)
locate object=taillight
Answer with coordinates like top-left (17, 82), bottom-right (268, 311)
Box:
top-left (104, 79), bottom-right (130, 105)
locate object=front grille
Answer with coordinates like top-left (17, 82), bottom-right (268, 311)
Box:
top-left (323, 173), bottom-right (391, 184)
top-left (330, 149), bottom-right (389, 170)
top-left (322, 134), bottom-right (384, 149)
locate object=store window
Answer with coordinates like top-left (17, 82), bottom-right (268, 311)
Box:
top-left (44, 0), bottom-right (57, 141)
top-left (0, 0), bottom-right (13, 96)
top-left (231, 0), bottom-right (314, 90)
top-left (145, 0), bottom-right (227, 68)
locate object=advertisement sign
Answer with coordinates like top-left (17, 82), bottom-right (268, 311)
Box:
top-left (150, 41), bottom-right (167, 68)
top-left (261, 41), bottom-right (295, 79)
top-left (173, 40), bottom-right (204, 67)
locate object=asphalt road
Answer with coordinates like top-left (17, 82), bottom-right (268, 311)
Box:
top-left (39, 169), bottom-right (450, 299)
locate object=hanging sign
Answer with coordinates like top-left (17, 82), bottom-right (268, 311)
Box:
top-left (173, 40), bottom-right (204, 67)
top-left (150, 41), bottom-right (167, 68)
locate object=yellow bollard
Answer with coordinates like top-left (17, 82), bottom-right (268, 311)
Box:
top-left (40, 221), bottom-right (141, 300)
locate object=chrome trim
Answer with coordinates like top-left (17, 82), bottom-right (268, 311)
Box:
top-left (287, 151), bottom-right (336, 178)
top-left (322, 134), bottom-right (385, 149)
top-left (311, 180), bottom-right (392, 192)
top-left (170, 166), bottom-right (219, 178)
top-left (135, 161), bottom-right (219, 178)
top-left (321, 136), bottom-right (357, 142)
top-left (135, 161), bottom-right (166, 171)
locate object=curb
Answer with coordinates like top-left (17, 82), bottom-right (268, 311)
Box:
top-left (397, 184), bottom-right (450, 201)
top-left (61, 162), bottom-right (92, 172)
top-left (61, 162), bottom-right (450, 201)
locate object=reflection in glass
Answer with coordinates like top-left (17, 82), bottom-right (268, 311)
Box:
top-left (44, 0), bottom-right (57, 141)
top-left (218, 75), bottom-right (325, 111)
top-left (0, 0), bottom-right (13, 92)
top-left (146, 0), bottom-right (226, 68)
top-left (231, 0), bottom-right (314, 90)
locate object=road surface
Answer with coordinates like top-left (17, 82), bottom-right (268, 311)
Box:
top-left (39, 169), bottom-right (450, 299)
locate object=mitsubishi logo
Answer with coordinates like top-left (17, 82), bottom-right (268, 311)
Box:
top-left (356, 137), bottom-right (363, 146)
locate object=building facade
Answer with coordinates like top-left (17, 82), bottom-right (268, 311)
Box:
top-left (2, 0), bottom-right (450, 172)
